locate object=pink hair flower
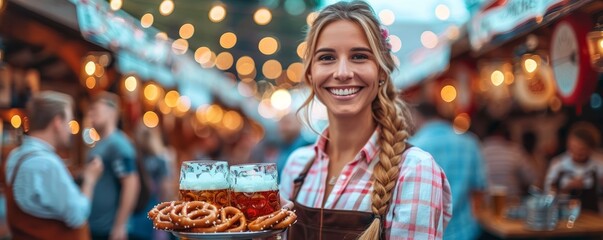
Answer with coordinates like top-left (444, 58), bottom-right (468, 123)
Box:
top-left (380, 27), bottom-right (392, 51)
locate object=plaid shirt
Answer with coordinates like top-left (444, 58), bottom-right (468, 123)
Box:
top-left (280, 129), bottom-right (452, 240)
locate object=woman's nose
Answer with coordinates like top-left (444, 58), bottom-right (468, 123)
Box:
top-left (333, 60), bottom-right (353, 81)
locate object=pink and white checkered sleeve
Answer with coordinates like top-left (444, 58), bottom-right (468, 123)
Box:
top-left (385, 148), bottom-right (453, 240)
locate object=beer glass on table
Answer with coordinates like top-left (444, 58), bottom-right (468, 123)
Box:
top-left (230, 163), bottom-right (280, 221)
top-left (179, 160), bottom-right (231, 208)
top-left (490, 185), bottom-right (508, 218)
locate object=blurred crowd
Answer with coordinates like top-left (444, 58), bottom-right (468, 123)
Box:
top-left (0, 91), bottom-right (311, 240)
top-left (411, 102), bottom-right (603, 240)
top-left (0, 91), bottom-right (602, 240)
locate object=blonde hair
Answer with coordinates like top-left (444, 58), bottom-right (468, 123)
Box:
top-left (297, 1), bottom-right (413, 239)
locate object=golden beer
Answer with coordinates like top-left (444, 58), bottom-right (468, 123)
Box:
top-left (179, 189), bottom-right (231, 208)
top-left (490, 186), bottom-right (507, 218)
top-left (179, 160), bottom-right (231, 207)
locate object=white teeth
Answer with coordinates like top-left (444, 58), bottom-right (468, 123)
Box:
top-left (329, 88), bottom-right (359, 96)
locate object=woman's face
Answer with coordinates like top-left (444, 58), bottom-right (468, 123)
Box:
top-left (309, 20), bottom-right (380, 119)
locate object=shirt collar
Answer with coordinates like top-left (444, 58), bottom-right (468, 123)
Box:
top-left (23, 136), bottom-right (56, 152)
top-left (313, 127), bottom-right (380, 164)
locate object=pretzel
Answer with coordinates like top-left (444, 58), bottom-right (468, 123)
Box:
top-left (152, 201), bottom-right (185, 230)
top-left (221, 206), bottom-right (247, 232)
top-left (272, 210), bottom-right (297, 229)
top-left (179, 201), bottom-right (220, 228)
top-left (148, 201), bottom-right (172, 220)
top-left (248, 209), bottom-right (296, 231)
top-left (149, 201), bottom-right (297, 233)
top-left (188, 206), bottom-right (247, 233)
top-left (169, 202), bottom-right (187, 227)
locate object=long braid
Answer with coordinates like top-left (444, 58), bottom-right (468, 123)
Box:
top-left (358, 79), bottom-right (410, 240)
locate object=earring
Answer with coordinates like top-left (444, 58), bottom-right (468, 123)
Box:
top-left (379, 80), bottom-right (385, 86)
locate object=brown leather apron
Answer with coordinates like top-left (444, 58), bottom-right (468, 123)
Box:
top-left (1, 151), bottom-right (90, 240)
top-left (287, 155), bottom-right (389, 240)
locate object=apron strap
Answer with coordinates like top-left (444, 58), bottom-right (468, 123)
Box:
top-left (8, 152), bottom-right (41, 187)
top-left (291, 143), bottom-right (413, 204)
top-left (292, 153), bottom-right (316, 201)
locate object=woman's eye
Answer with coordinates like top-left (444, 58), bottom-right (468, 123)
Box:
top-left (352, 54), bottom-right (369, 60)
top-left (318, 55), bottom-right (335, 61)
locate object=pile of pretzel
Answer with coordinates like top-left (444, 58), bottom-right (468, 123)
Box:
top-left (148, 201), bottom-right (297, 233)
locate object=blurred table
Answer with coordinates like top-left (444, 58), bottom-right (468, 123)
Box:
top-left (477, 209), bottom-right (603, 239)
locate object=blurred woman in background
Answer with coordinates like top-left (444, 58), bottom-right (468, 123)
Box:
top-left (129, 123), bottom-right (175, 240)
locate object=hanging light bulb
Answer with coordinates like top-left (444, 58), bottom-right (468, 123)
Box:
top-left (141, 13), bottom-right (154, 28)
top-left (110, 0), bottom-right (122, 11)
top-left (587, 16), bottom-right (603, 71)
top-left (209, 5), bottom-right (226, 23)
top-left (254, 8), bottom-right (272, 25)
top-left (521, 54), bottom-right (542, 77)
top-left (159, 0), bottom-right (174, 16)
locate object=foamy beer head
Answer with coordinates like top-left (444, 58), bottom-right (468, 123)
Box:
top-left (179, 160), bottom-right (230, 207)
top-left (230, 163), bottom-right (280, 220)
top-left (230, 163), bottom-right (278, 191)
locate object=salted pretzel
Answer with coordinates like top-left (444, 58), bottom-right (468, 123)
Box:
top-left (248, 209), bottom-right (297, 231)
top-left (153, 201), bottom-right (186, 230)
top-left (178, 201), bottom-right (220, 228)
top-left (168, 202), bottom-right (187, 227)
top-left (148, 201), bottom-right (182, 220)
top-left (187, 206), bottom-right (247, 233)
top-left (220, 206), bottom-right (247, 232)
top-left (272, 210), bottom-right (297, 230)
top-left (150, 201), bottom-right (296, 232)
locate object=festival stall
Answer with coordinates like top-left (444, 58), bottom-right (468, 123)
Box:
top-left (419, 0), bottom-right (603, 131)
top-left (426, 0), bottom-right (603, 238)
top-left (0, 0), bottom-right (113, 163)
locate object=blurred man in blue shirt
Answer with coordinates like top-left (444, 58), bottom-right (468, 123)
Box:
top-left (410, 103), bottom-right (487, 240)
top-left (87, 92), bottom-right (139, 240)
top-left (3, 91), bottom-right (103, 239)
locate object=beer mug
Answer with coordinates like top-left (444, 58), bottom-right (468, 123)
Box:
top-left (490, 185), bottom-right (508, 218)
top-left (179, 160), bottom-right (231, 208)
top-left (230, 163), bottom-right (281, 220)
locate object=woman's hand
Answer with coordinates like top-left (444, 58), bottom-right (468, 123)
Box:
top-left (280, 197), bottom-right (294, 210)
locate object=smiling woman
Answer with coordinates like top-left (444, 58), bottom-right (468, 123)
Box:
top-left (279, 1), bottom-right (453, 240)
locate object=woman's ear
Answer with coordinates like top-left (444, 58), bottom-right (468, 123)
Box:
top-left (378, 69), bottom-right (386, 82)
top-left (379, 69), bottom-right (387, 80)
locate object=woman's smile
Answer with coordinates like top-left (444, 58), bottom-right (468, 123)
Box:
top-left (325, 86), bottom-right (363, 99)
